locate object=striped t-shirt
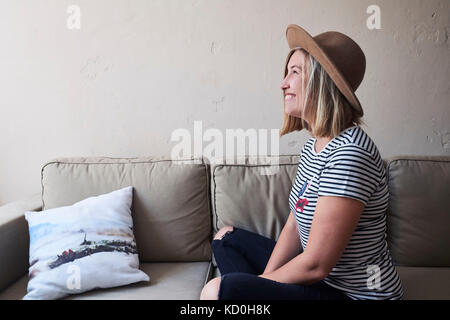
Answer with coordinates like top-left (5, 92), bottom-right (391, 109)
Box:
top-left (288, 125), bottom-right (403, 300)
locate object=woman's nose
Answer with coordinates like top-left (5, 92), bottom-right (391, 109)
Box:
top-left (280, 77), bottom-right (289, 90)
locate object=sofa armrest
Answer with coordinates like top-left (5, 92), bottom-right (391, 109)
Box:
top-left (0, 194), bottom-right (42, 292)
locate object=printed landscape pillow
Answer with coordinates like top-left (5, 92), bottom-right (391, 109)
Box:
top-left (23, 186), bottom-right (149, 300)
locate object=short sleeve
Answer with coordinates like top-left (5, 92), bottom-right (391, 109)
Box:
top-left (318, 146), bottom-right (381, 206)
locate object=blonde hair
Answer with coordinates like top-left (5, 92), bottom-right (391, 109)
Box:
top-left (279, 47), bottom-right (366, 138)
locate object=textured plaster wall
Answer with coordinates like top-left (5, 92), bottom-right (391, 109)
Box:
top-left (0, 0), bottom-right (449, 205)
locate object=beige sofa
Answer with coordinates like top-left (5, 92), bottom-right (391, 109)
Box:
top-left (0, 155), bottom-right (449, 300)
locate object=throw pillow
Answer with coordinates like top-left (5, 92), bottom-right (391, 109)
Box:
top-left (23, 186), bottom-right (149, 299)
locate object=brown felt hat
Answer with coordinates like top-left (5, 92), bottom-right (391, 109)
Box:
top-left (286, 24), bottom-right (366, 117)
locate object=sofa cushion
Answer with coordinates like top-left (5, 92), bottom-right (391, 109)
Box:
top-left (211, 265), bottom-right (450, 300)
top-left (41, 157), bottom-right (211, 262)
top-left (0, 262), bottom-right (212, 300)
top-left (386, 156), bottom-right (450, 267)
top-left (395, 266), bottom-right (450, 300)
top-left (210, 155), bottom-right (299, 240)
top-left (0, 194), bottom-right (42, 293)
top-left (24, 186), bottom-right (149, 300)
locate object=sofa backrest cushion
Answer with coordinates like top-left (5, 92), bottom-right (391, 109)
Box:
top-left (210, 155), bottom-right (299, 240)
top-left (386, 156), bottom-right (450, 267)
top-left (41, 157), bottom-right (211, 262)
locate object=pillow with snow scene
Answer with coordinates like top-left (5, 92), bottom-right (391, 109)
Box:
top-left (23, 186), bottom-right (149, 300)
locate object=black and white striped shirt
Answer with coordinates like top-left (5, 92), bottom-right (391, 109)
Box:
top-left (288, 125), bottom-right (403, 300)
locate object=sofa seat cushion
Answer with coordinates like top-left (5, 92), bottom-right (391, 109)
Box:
top-left (212, 266), bottom-right (450, 300)
top-left (0, 262), bottom-right (212, 300)
top-left (396, 266), bottom-right (450, 300)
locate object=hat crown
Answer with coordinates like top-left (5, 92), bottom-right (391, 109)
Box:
top-left (314, 31), bottom-right (366, 91)
top-left (285, 24), bottom-right (365, 117)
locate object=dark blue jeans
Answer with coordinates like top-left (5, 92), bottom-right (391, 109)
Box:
top-left (212, 227), bottom-right (351, 300)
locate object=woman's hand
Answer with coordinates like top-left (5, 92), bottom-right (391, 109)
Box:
top-left (213, 226), bottom-right (234, 240)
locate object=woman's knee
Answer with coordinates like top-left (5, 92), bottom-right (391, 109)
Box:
top-left (213, 225), bottom-right (234, 240)
top-left (200, 276), bottom-right (221, 300)
top-left (215, 273), bottom-right (261, 300)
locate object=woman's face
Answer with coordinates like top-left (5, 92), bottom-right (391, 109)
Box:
top-left (281, 49), bottom-right (309, 120)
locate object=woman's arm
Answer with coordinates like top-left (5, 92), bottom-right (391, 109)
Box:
top-left (262, 211), bottom-right (302, 275)
top-left (260, 196), bottom-right (364, 285)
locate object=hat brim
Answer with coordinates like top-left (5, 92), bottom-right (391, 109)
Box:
top-left (286, 24), bottom-right (363, 117)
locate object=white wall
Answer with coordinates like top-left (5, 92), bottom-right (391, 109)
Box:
top-left (1, 0), bottom-right (449, 205)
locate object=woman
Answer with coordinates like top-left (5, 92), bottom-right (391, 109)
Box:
top-left (200, 24), bottom-right (403, 300)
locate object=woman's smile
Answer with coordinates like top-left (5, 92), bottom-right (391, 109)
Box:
top-left (284, 93), bottom-right (296, 101)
